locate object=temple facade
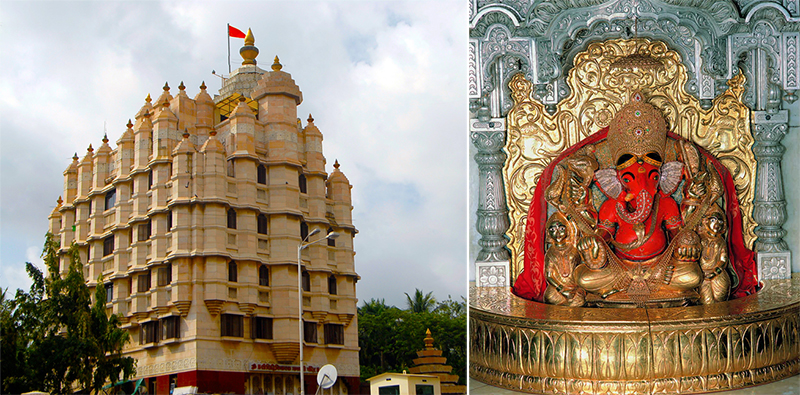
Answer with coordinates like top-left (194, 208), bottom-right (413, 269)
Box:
top-left (47, 30), bottom-right (359, 394)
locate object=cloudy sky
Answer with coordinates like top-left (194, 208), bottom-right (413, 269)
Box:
top-left (0, 1), bottom-right (468, 308)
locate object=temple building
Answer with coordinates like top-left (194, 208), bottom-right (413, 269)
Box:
top-left (47, 29), bottom-right (359, 394)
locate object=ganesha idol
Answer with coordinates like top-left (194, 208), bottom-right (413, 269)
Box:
top-left (513, 91), bottom-right (759, 307)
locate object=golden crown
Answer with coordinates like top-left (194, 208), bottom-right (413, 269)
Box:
top-left (607, 91), bottom-right (667, 166)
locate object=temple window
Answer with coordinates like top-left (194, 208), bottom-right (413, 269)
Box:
top-left (104, 188), bottom-right (116, 210)
top-left (227, 208), bottom-right (237, 229)
top-left (162, 316), bottom-right (180, 339)
top-left (257, 214), bottom-right (268, 235)
top-left (158, 263), bottom-right (172, 286)
top-left (221, 314), bottom-right (243, 337)
top-left (167, 210), bottom-right (173, 231)
top-left (104, 282), bottom-right (113, 304)
top-left (227, 159), bottom-right (235, 177)
top-left (138, 220), bottom-right (152, 241)
top-left (103, 235), bottom-right (114, 256)
top-left (228, 261), bottom-right (238, 282)
top-left (141, 321), bottom-right (159, 344)
top-left (137, 271), bottom-right (151, 293)
top-left (300, 221), bottom-right (308, 240)
top-left (327, 227), bottom-right (335, 246)
top-left (302, 270), bottom-right (310, 292)
top-left (257, 164), bottom-right (267, 184)
top-left (303, 321), bottom-right (317, 343)
top-left (328, 275), bottom-right (337, 295)
top-left (299, 174), bottom-right (307, 194)
top-left (253, 317), bottom-right (273, 339)
top-left (259, 265), bottom-right (269, 286)
top-left (324, 323), bottom-right (344, 345)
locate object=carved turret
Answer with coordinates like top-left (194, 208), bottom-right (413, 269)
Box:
top-left (230, 96), bottom-right (257, 155)
top-left (63, 153), bottom-right (79, 205)
top-left (195, 81), bottom-right (214, 143)
top-left (252, 56), bottom-right (303, 163)
top-left (153, 103), bottom-right (177, 161)
top-left (303, 114), bottom-right (325, 173)
top-left (133, 109), bottom-right (153, 169)
top-left (77, 144), bottom-right (94, 199)
top-left (93, 134), bottom-right (112, 189)
top-left (116, 120), bottom-right (135, 178)
top-left (171, 81), bottom-right (196, 133)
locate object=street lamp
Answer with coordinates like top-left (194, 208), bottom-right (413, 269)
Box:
top-left (297, 228), bottom-right (339, 395)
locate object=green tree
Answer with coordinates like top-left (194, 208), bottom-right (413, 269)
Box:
top-left (358, 292), bottom-right (466, 385)
top-left (358, 297), bottom-right (391, 315)
top-left (0, 233), bottom-right (135, 394)
top-left (404, 288), bottom-right (437, 313)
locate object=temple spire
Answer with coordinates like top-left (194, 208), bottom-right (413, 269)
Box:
top-left (240, 28), bottom-right (259, 65)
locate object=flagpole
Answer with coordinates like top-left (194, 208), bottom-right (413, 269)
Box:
top-left (227, 23), bottom-right (231, 74)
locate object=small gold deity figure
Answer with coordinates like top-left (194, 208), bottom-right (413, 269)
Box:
top-left (543, 214), bottom-right (586, 306)
top-left (697, 210), bottom-right (737, 304)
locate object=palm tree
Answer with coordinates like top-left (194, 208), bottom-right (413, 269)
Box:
top-left (359, 298), bottom-right (391, 315)
top-left (404, 289), bottom-right (436, 313)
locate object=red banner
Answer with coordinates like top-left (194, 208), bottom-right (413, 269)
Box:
top-left (228, 25), bottom-right (246, 38)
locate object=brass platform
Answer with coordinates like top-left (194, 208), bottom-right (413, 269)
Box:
top-left (469, 279), bottom-right (800, 394)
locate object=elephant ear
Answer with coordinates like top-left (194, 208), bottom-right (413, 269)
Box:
top-left (660, 161), bottom-right (683, 195)
top-left (595, 168), bottom-right (622, 199)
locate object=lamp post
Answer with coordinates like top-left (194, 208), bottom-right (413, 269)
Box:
top-left (298, 228), bottom-right (339, 395)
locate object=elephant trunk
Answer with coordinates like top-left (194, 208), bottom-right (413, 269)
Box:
top-left (615, 189), bottom-right (654, 224)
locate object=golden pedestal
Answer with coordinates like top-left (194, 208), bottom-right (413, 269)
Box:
top-left (469, 279), bottom-right (800, 394)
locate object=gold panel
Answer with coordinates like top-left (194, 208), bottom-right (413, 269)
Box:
top-left (502, 38), bottom-right (757, 281)
top-left (215, 92), bottom-right (259, 121)
top-left (470, 279), bottom-right (800, 394)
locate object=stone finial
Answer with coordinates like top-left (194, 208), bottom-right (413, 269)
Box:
top-left (163, 82), bottom-right (170, 91)
top-left (424, 328), bottom-right (434, 350)
top-left (333, 159), bottom-right (340, 170)
top-left (87, 144), bottom-right (94, 153)
top-left (210, 130), bottom-right (217, 136)
top-left (272, 56), bottom-right (282, 71)
top-left (179, 81), bottom-right (185, 91)
top-left (240, 29), bottom-right (259, 65)
top-left (102, 133), bottom-right (109, 144)
top-left (200, 81), bottom-right (207, 91)
top-left (57, 196), bottom-right (63, 206)
top-left (183, 128), bottom-right (190, 138)
top-left (127, 119), bottom-right (133, 129)
top-left (73, 152), bottom-right (79, 161)
top-left (145, 93), bottom-right (152, 103)
top-left (308, 114), bottom-right (314, 123)
top-left (239, 96), bottom-right (247, 103)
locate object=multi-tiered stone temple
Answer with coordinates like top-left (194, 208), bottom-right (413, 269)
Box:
top-left (47, 30), bottom-right (360, 394)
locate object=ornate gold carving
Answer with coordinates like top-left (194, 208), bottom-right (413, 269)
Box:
top-left (503, 39), bottom-right (757, 280)
top-left (469, 279), bottom-right (800, 394)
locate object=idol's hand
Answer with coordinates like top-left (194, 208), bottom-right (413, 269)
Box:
top-left (578, 236), bottom-right (606, 269)
top-left (677, 245), bottom-right (700, 261)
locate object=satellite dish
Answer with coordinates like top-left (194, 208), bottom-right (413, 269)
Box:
top-left (317, 364), bottom-right (338, 390)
